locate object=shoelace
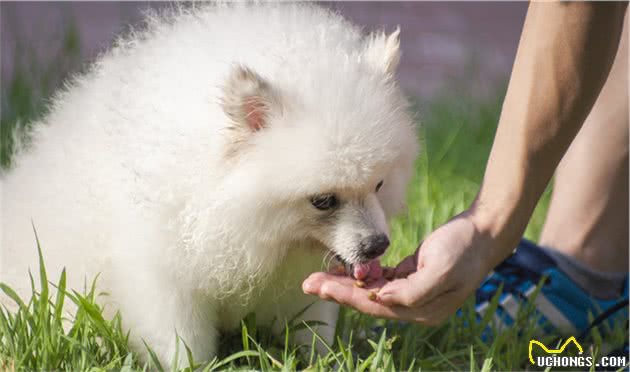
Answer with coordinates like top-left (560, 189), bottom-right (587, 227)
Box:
top-left (577, 298), bottom-right (629, 341)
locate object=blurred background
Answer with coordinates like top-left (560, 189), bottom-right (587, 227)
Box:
top-left (1, 1), bottom-right (527, 100)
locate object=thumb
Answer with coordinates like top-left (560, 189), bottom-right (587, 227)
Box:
top-left (377, 268), bottom-right (439, 307)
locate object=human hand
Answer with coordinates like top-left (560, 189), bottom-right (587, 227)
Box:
top-left (302, 212), bottom-right (510, 325)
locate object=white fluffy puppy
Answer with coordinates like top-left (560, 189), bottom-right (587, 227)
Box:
top-left (1, 3), bottom-right (417, 365)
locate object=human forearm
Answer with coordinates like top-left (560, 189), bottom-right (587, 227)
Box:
top-left (472, 2), bottom-right (627, 264)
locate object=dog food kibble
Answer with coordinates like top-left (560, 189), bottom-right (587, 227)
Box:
top-left (368, 291), bottom-right (377, 301)
top-left (354, 280), bottom-right (366, 288)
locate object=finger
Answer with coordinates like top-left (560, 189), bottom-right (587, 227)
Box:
top-left (305, 274), bottom-right (419, 320)
top-left (393, 253), bottom-right (418, 278)
top-left (377, 269), bottom-right (441, 307)
top-left (381, 266), bottom-right (396, 281)
top-left (303, 271), bottom-right (385, 294)
top-left (304, 271), bottom-right (387, 292)
top-left (302, 272), bottom-right (415, 319)
top-left (303, 272), bottom-right (354, 294)
top-left (303, 272), bottom-right (461, 324)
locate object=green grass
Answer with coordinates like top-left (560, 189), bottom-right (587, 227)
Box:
top-left (2, 91), bottom-right (626, 370)
top-left (1, 21), bottom-right (627, 372)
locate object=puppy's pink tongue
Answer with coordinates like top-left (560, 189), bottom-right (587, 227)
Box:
top-left (353, 263), bottom-right (371, 280)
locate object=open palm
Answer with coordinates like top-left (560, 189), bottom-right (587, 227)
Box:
top-left (302, 213), bottom-right (501, 325)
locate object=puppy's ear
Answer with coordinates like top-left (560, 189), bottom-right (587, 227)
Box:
top-left (221, 65), bottom-right (277, 132)
top-left (363, 27), bottom-right (401, 76)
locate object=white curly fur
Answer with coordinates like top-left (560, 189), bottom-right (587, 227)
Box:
top-left (1, 3), bottom-right (418, 366)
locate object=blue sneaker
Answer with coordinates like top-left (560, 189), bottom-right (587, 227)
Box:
top-left (475, 239), bottom-right (628, 337)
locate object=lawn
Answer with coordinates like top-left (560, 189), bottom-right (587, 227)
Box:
top-left (1, 21), bottom-right (626, 372)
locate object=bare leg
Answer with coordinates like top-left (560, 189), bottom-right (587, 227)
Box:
top-left (539, 14), bottom-right (628, 273)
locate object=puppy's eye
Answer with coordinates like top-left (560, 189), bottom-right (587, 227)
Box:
top-left (310, 194), bottom-right (338, 210)
top-left (375, 180), bottom-right (384, 192)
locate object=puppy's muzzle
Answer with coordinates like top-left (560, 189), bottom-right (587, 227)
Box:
top-left (358, 233), bottom-right (390, 260)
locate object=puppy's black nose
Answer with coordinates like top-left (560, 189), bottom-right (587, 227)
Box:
top-left (359, 234), bottom-right (390, 260)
